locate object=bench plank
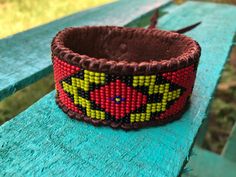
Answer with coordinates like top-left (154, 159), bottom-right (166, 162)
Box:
top-left (222, 124), bottom-right (236, 162)
top-left (183, 147), bottom-right (236, 177)
top-left (0, 0), bottom-right (170, 101)
top-left (1, 1), bottom-right (236, 177)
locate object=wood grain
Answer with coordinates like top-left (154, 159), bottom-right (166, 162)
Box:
top-left (0, 0), bottom-right (171, 101)
top-left (183, 147), bottom-right (236, 177)
top-left (1, 1), bottom-right (236, 177)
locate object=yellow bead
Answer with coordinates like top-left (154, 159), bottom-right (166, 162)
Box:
top-left (150, 81), bottom-right (155, 86)
top-left (140, 76), bottom-right (144, 79)
top-left (146, 104), bottom-right (151, 110)
top-left (130, 114), bottom-right (135, 123)
top-left (146, 109), bottom-right (151, 114)
top-left (133, 83), bottom-right (138, 87)
top-left (144, 81), bottom-right (150, 86)
top-left (101, 113), bottom-right (105, 120)
top-left (151, 75), bottom-right (156, 79)
top-left (91, 112), bottom-right (95, 118)
top-left (101, 77), bottom-right (105, 84)
top-left (133, 76), bottom-right (138, 80)
top-left (146, 115), bottom-right (151, 121)
top-left (154, 86), bottom-right (159, 93)
top-left (141, 114), bottom-right (145, 121)
top-left (148, 91), bottom-right (153, 95)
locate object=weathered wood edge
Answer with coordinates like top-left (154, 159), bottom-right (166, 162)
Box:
top-left (183, 146), bottom-right (236, 177)
top-left (222, 124), bottom-right (236, 162)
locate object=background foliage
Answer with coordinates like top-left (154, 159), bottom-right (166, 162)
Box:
top-left (0, 0), bottom-right (112, 38)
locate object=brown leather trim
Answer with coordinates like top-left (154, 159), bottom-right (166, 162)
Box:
top-left (51, 26), bottom-right (201, 75)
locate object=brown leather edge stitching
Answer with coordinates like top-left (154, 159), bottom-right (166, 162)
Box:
top-left (51, 26), bottom-right (201, 75)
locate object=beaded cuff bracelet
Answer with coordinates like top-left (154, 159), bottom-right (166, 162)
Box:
top-left (51, 26), bottom-right (201, 130)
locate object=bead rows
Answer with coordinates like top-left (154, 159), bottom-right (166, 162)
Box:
top-left (53, 56), bottom-right (196, 129)
top-left (53, 56), bottom-right (81, 114)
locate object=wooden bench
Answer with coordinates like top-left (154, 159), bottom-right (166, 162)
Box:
top-left (1, 0), bottom-right (236, 176)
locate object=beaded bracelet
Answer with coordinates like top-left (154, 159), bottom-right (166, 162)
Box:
top-left (51, 26), bottom-right (201, 130)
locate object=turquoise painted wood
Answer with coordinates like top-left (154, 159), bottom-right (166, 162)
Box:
top-left (183, 147), bottom-right (236, 177)
top-left (1, 1), bottom-right (236, 177)
top-left (0, 0), bottom-right (170, 101)
top-left (222, 124), bottom-right (236, 162)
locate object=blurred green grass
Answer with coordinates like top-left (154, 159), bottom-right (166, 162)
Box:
top-left (0, 0), bottom-right (113, 38)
